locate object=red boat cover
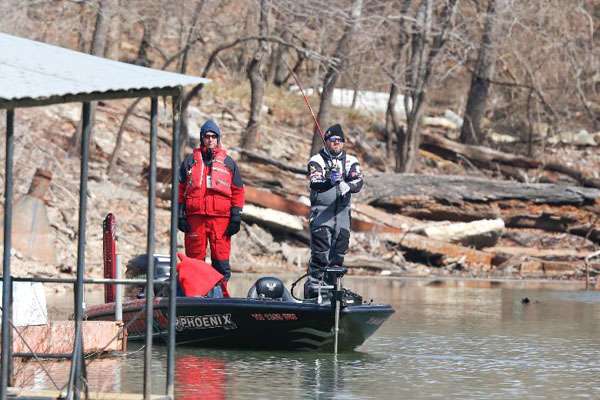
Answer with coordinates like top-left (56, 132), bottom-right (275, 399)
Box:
top-left (176, 253), bottom-right (224, 297)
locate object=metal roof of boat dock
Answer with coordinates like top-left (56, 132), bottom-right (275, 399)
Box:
top-left (0, 32), bottom-right (210, 109)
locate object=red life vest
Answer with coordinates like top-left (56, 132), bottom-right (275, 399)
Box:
top-left (183, 147), bottom-right (234, 216)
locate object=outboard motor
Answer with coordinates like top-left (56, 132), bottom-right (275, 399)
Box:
top-left (247, 277), bottom-right (292, 301)
top-left (126, 254), bottom-right (171, 298)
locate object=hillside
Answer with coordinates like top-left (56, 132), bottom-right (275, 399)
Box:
top-left (1, 0), bottom-right (599, 291)
top-left (2, 76), bottom-right (599, 292)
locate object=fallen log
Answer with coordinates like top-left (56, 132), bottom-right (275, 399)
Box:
top-left (242, 204), bottom-right (304, 232)
top-left (421, 132), bottom-right (600, 189)
top-left (518, 259), bottom-right (583, 277)
top-left (245, 185), bottom-right (404, 233)
top-left (379, 232), bottom-right (494, 269)
top-left (241, 204), bottom-right (310, 244)
top-left (486, 246), bottom-right (593, 261)
top-left (359, 174), bottom-right (600, 243)
top-left (352, 203), bottom-right (421, 231)
top-left (359, 174), bottom-right (600, 205)
top-left (421, 218), bottom-right (505, 249)
top-left (235, 148), bottom-right (306, 175)
top-left (245, 186), bottom-right (309, 216)
top-left (343, 255), bottom-right (403, 273)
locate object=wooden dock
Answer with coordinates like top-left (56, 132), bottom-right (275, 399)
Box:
top-left (13, 321), bottom-right (126, 356)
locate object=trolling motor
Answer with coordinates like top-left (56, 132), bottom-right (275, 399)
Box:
top-left (326, 266), bottom-right (347, 354)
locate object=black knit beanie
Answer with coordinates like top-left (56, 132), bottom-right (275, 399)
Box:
top-left (324, 124), bottom-right (345, 142)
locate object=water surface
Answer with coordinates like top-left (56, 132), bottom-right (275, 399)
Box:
top-left (22, 277), bottom-right (600, 399)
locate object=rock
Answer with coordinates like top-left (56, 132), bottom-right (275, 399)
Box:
top-left (548, 130), bottom-right (597, 146)
top-left (573, 130), bottom-right (597, 146)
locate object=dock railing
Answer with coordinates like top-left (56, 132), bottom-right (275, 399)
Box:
top-left (1, 93), bottom-right (183, 400)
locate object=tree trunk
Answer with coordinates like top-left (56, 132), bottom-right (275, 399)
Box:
top-left (460, 0), bottom-right (501, 145)
top-left (310, 0), bottom-right (364, 155)
top-left (134, 16), bottom-right (158, 67)
top-left (279, 51), bottom-right (304, 87)
top-left (397, 0), bottom-right (431, 172)
top-left (240, 0), bottom-right (270, 151)
top-left (70, 0), bottom-right (113, 156)
top-left (385, 0), bottom-right (412, 162)
top-left (270, 29), bottom-right (292, 86)
top-left (396, 0), bottom-right (457, 172)
top-left (178, 1), bottom-right (205, 149)
top-left (90, 0), bottom-right (112, 56)
top-left (236, 7), bottom-right (254, 74)
top-left (104, 0), bottom-right (121, 59)
top-left (76, 1), bottom-right (89, 52)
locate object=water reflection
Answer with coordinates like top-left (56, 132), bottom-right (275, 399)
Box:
top-left (24, 277), bottom-right (600, 399)
top-left (176, 355), bottom-right (226, 400)
top-left (162, 348), bottom-right (387, 400)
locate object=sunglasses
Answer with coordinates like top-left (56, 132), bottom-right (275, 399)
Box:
top-left (204, 133), bottom-right (218, 139)
top-left (327, 136), bottom-right (344, 143)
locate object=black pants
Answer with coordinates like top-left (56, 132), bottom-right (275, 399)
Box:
top-left (305, 225), bottom-right (350, 298)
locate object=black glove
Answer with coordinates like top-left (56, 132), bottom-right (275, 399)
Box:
top-left (177, 204), bottom-right (190, 233)
top-left (225, 207), bottom-right (242, 237)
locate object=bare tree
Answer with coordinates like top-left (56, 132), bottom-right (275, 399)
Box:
top-left (104, 0), bottom-right (122, 59)
top-left (240, 0), bottom-right (271, 151)
top-left (70, 0), bottom-right (116, 155)
top-left (397, 0), bottom-right (458, 172)
top-left (459, 0), bottom-right (503, 145)
top-left (178, 1), bottom-right (206, 146)
top-left (310, 0), bottom-right (364, 155)
top-left (385, 0), bottom-right (413, 163)
top-left (236, 6), bottom-right (254, 74)
top-left (269, 27), bottom-right (292, 86)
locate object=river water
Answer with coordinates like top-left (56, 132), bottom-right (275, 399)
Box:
top-left (19, 276), bottom-right (600, 399)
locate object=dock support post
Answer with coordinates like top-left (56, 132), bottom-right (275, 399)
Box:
top-left (167, 91), bottom-right (182, 398)
top-left (143, 97), bottom-right (158, 399)
top-left (1, 109), bottom-right (15, 399)
top-left (115, 255), bottom-right (123, 322)
top-left (66, 101), bottom-right (92, 400)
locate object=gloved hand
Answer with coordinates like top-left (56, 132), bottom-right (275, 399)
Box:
top-left (225, 207), bottom-right (242, 237)
top-left (177, 204), bottom-right (190, 233)
top-left (329, 169), bottom-right (342, 185)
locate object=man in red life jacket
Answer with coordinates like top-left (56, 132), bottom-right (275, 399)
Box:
top-left (177, 119), bottom-right (245, 288)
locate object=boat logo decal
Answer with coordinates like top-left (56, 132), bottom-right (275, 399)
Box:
top-left (176, 313), bottom-right (237, 331)
top-left (251, 313), bottom-right (298, 321)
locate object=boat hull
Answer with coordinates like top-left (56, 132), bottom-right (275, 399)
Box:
top-left (86, 297), bottom-right (394, 352)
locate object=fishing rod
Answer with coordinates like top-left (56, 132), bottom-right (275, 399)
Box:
top-left (283, 59), bottom-right (332, 158)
